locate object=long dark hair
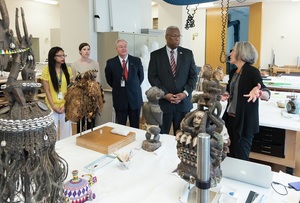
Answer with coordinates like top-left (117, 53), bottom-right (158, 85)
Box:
top-left (48, 46), bottom-right (70, 92)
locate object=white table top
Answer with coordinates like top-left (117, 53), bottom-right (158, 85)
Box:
top-left (220, 75), bottom-right (300, 91)
top-left (259, 91), bottom-right (300, 131)
top-left (193, 90), bottom-right (300, 132)
top-left (56, 122), bottom-right (300, 203)
top-left (263, 76), bottom-right (300, 91)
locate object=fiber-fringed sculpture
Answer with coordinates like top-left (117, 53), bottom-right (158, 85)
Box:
top-left (64, 70), bottom-right (105, 123)
top-left (0, 1), bottom-right (68, 202)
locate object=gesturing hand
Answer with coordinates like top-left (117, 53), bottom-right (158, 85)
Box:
top-left (244, 83), bottom-right (262, 102)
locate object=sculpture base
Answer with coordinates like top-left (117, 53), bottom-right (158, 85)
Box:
top-left (142, 140), bottom-right (161, 152)
top-left (179, 183), bottom-right (218, 203)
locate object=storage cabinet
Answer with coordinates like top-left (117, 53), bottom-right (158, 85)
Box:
top-left (97, 32), bottom-right (164, 90)
top-left (251, 126), bottom-right (285, 158)
top-left (96, 32), bottom-right (164, 125)
top-left (252, 126), bottom-right (285, 158)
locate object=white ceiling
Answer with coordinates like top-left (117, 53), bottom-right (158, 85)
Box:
top-left (152, 0), bottom-right (298, 18)
top-left (153, 0), bottom-right (298, 7)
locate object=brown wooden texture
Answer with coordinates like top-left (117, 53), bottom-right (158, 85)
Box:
top-left (76, 126), bottom-right (136, 154)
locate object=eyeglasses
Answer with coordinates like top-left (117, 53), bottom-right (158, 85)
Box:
top-left (55, 54), bottom-right (67, 58)
top-left (167, 34), bottom-right (182, 39)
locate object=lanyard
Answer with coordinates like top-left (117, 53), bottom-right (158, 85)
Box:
top-left (56, 67), bottom-right (62, 88)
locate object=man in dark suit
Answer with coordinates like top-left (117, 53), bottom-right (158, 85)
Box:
top-left (148, 26), bottom-right (198, 134)
top-left (105, 39), bottom-right (144, 128)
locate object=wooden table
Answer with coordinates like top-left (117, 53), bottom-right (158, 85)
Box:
top-left (271, 65), bottom-right (300, 76)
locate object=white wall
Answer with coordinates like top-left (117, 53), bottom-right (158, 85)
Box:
top-left (109, 0), bottom-right (152, 33)
top-left (181, 8), bottom-right (206, 68)
top-left (94, 0), bottom-right (111, 32)
top-left (261, 2), bottom-right (300, 69)
top-left (156, 3), bottom-right (206, 67)
top-left (50, 28), bottom-right (61, 47)
top-left (59, 0), bottom-right (152, 64)
top-left (138, 0), bottom-right (152, 31)
top-left (89, 0), bottom-right (98, 64)
top-left (152, 4), bottom-right (158, 18)
top-left (60, 0), bottom-right (92, 63)
top-left (157, 1), bottom-right (182, 30)
top-left (5, 0), bottom-right (60, 62)
top-left (94, 0), bottom-right (152, 33)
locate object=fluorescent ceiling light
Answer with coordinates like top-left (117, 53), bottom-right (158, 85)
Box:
top-left (34, 0), bottom-right (59, 5)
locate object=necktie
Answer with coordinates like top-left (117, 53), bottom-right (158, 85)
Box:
top-left (170, 50), bottom-right (176, 77)
top-left (122, 59), bottom-right (128, 80)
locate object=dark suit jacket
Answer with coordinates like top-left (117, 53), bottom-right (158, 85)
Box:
top-left (105, 55), bottom-right (144, 111)
top-left (222, 62), bottom-right (268, 136)
top-left (148, 46), bottom-right (197, 113)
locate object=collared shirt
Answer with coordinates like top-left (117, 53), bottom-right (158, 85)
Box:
top-left (166, 46), bottom-right (177, 65)
top-left (119, 55), bottom-right (128, 71)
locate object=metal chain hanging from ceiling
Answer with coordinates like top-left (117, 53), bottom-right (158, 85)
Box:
top-left (185, 4), bottom-right (199, 30)
top-left (219, 0), bottom-right (230, 64)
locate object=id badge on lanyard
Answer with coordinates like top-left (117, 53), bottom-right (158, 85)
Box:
top-left (57, 68), bottom-right (63, 100)
top-left (121, 77), bottom-right (125, 87)
top-left (58, 92), bottom-right (63, 100)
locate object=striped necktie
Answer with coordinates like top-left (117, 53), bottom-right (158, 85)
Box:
top-left (170, 50), bottom-right (176, 77)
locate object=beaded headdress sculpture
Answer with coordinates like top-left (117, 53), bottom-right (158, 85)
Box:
top-left (0, 2), bottom-right (67, 202)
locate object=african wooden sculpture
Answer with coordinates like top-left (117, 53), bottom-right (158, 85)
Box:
top-left (193, 65), bottom-right (225, 117)
top-left (0, 1), bottom-right (67, 202)
top-left (142, 86), bottom-right (164, 152)
top-left (175, 66), bottom-right (230, 187)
